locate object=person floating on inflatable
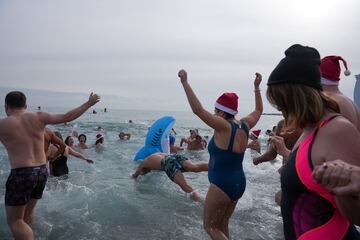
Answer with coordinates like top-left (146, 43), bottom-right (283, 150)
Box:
top-left (132, 152), bottom-right (208, 201)
top-left (134, 116), bottom-right (176, 161)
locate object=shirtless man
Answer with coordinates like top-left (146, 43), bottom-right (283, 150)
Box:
top-left (180, 129), bottom-right (198, 147)
top-left (0, 91), bottom-right (100, 240)
top-left (320, 55), bottom-right (360, 131)
top-left (187, 134), bottom-right (206, 150)
top-left (132, 152), bottom-right (208, 201)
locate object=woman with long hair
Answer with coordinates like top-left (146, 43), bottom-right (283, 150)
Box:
top-left (266, 44), bottom-right (360, 239)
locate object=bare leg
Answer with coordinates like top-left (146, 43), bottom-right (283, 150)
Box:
top-left (183, 160), bottom-right (208, 173)
top-left (219, 200), bottom-right (237, 238)
top-left (6, 205), bottom-right (34, 240)
top-left (24, 199), bottom-right (38, 227)
top-left (203, 184), bottom-right (236, 240)
top-left (173, 172), bottom-right (200, 201)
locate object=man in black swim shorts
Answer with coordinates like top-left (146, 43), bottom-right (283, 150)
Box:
top-left (0, 91), bottom-right (100, 239)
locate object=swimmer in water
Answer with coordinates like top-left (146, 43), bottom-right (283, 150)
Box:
top-left (77, 134), bottom-right (88, 149)
top-left (48, 133), bottom-right (94, 177)
top-left (132, 152), bottom-right (208, 202)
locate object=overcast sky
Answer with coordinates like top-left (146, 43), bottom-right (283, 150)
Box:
top-left (0, 0), bottom-right (359, 113)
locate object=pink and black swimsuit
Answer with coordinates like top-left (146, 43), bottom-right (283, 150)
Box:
top-left (281, 116), bottom-right (360, 240)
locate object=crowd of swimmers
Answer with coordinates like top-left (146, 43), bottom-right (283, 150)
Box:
top-left (0, 44), bottom-right (359, 240)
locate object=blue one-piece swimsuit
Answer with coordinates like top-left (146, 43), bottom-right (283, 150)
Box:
top-left (208, 121), bottom-right (249, 201)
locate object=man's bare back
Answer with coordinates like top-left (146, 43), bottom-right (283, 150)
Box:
top-left (0, 93), bottom-right (100, 169)
top-left (324, 90), bottom-right (360, 131)
top-left (0, 112), bottom-right (49, 168)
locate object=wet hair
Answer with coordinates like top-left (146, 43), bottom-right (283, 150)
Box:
top-left (5, 91), bottom-right (26, 109)
top-left (64, 136), bottom-right (73, 145)
top-left (215, 108), bottom-right (234, 120)
top-left (78, 134), bottom-right (87, 142)
top-left (54, 131), bottom-right (63, 140)
top-left (266, 84), bottom-right (339, 130)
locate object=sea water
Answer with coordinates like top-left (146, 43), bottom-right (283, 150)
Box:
top-left (0, 108), bottom-right (284, 240)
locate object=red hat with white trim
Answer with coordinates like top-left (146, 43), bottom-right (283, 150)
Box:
top-left (251, 129), bottom-right (261, 138)
top-left (214, 93), bottom-right (238, 115)
top-left (320, 55), bottom-right (351, 86)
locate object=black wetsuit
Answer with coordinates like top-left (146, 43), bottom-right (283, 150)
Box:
top-left (49, 151), bottom-right (69, 177)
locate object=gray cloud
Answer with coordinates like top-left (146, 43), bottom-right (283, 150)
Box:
top-left (0, 0), bottom-right (359, 113)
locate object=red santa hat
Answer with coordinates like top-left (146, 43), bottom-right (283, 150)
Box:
top-left (251, 129), bottom-right (261, 138)
top-left (214, 93), bottom-right (238, 115)
top-left (320, 55), bottom-right (351, 86)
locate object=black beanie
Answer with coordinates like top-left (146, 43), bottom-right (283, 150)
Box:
top-left (267, 44), bottom-right (322, 90)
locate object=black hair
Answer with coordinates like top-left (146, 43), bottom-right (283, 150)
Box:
top-left (5, 91), bottom-right (26, 109)
top-left (78, 134), bottom-right (87, 142)
top-left (64, 136), bottom-right (72, 145)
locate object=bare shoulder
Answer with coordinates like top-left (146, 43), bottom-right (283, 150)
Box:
top-left (238, 119), bottom-right (249, 129)
top-left (314, 116), bottom-right (360, 166)
top-left (321, 116), bottom-right (359, 140)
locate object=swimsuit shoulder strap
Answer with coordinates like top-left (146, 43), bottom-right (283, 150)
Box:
top-left (240, 121), bottom-right (249, 136)
top-left (227, 121), bottom-right (239, 151)
top-left (319, 114), bottom-right (340, 128)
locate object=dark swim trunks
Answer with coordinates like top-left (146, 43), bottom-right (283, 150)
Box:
top-left (5, 165), bottom-right (48, 206)
top-left (160, 154), bottom-right (188, 181)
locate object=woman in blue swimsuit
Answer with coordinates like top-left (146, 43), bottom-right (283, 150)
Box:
top-left (178, 69), bottom-right (263, 239)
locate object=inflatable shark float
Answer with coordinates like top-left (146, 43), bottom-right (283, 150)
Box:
top-left (134, 116), bottom-right (176, 161)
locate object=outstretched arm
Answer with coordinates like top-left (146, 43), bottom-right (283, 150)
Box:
top-left (39, 93), bottom-right (100, 125)
top-left (68, 147), bottom-right (94, 163)
top-left (240, 73), bottom-right (263, 129)
top-left (253, 145), bottom-right (278, 165)
top-left (178, 69), bottom-right (228, 132)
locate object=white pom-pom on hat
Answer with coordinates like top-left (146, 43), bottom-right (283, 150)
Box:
top-left (344, 69), bottom-right (351, 76)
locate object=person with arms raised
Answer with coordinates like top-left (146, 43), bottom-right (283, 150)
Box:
top-left (0, 91), bottom-right (100, 240)
top-left (178, 69), bottom-right (263, 240)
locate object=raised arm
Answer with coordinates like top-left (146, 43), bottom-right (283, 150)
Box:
top-left (178, 69), bottom-right (228, 131)
top-left (39, 92), bottom-right (100, 125)
top-left (240, 73), bottom-right (263, 129)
